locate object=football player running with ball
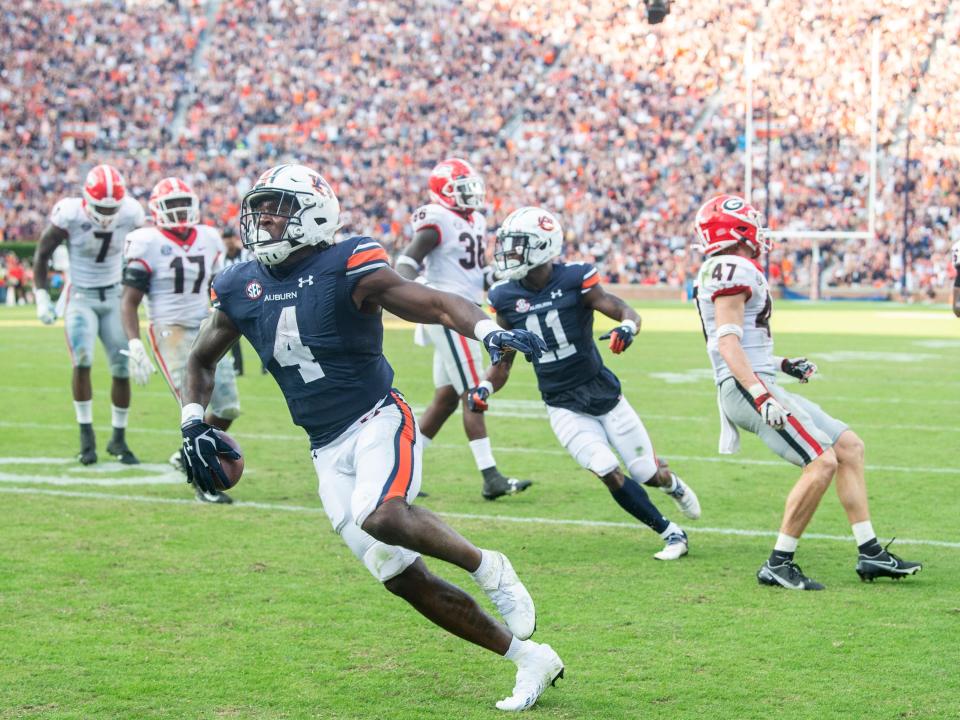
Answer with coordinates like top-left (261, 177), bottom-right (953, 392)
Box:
top-left (474, 207), bottom-right (701, 561)
top-left (33, 165), bottom-right (145, 465)
top-left (120, 177), bottom-right (241, 504)
top-left (693, 194), bottom-right (922, 590)
top-left (396, 158), bottom-right (531, 501)
top-left (179, 165), bottom-right (563, 711)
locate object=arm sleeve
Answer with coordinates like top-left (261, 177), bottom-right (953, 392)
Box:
top-left (122, 265), bottom-right (151, 292)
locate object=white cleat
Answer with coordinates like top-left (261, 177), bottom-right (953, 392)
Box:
top-left (665, 473), bottom-right (701, 520)
top-left (474, 551), bottom-right (536, 640)
top-left (496, 642), bottom-right (564, 712)
top-left (654, 530), bottom-right (689, 561)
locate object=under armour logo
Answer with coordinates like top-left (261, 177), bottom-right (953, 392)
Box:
top-left (298, 275), bottom-right (314, 287)
top-left (550, 289), bottom-right (563, 299)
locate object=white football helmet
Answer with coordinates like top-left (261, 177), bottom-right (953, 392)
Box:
top-left (494, 207), bottom-right (564, 280)
top-left (239, 164), bottom-right (342, 266)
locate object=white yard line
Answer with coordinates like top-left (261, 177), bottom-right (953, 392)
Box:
top-left (0, 421), bottom-right (957, 476)
top-left (2, 485), bottom-right (958, 550)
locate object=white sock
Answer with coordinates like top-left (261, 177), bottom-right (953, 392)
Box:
top-left (469, 437), bottom-right (496, 471)
top-left (852, 520), bottom-right (876, 546)
top-left (74, 400), bottom-right (93, 425)
top-left (504, 636), bottom-right (531, 662)
top-left (660, 473), bottom-right (679, 494)
top-left (420, 435), bottom-right (433, 450)
top-left (469, 548), bottom-right (495, 586)
top-left (111, 405), bottom-right (129, 430)
top-left (659, 521), bottom-right (682, 540)
top-left (775, 533), bottom-right (799, 553)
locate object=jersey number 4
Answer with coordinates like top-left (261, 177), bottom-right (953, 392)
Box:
top-left (524, 309), bottom-right (576, 364)
top-left (274, 306), bottom-right (325, 382)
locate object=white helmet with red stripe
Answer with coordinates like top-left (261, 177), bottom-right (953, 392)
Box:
top-left (82, 164), bottom-right (126, 229)
top-left (429, 158), bottom-right (485, 212)
top-left (694, 194), bottom-right (771, 258)
top-left (494, 206), bottom-right (564, 280)
top-left (149, 177), bottom-right (199, 230)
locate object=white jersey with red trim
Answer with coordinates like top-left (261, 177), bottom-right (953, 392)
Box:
top-left (694, 253), bottom-right (776, 384)
top-left (123, 225), bottom-right (225, 327)
top-left (51, 196), bottom-right (145, 288)
top-left (410, 203), bottom-right (487, 304)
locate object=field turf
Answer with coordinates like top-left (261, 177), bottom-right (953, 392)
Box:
top-left (1, 302), bottom-right (957, 719)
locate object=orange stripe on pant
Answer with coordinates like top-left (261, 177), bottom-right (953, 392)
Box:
top-left (379, 392), bottom-right (417, 504)
top-left (148, 325), bottom-right (181, 403)
top-left (457, 334), bottom-right (480, 385)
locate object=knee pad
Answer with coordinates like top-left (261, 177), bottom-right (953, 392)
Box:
top-left (362, 541), bottom-right (419, 583)
top-left (575, 441), bottom-right (619, 477)
top-left (627, 455), bottom-right (658, 483)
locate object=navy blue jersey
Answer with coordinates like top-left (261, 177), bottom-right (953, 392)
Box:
top-left (211, 237), bottom-right (394, 448)
top-left (489, 262), bottom-right (620, 411)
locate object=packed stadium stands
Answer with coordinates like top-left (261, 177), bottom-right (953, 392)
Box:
top-left (1, 0), bottom-right (957, 296)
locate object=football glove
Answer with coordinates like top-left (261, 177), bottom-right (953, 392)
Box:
top-left (599, 319), bottom-right (637, 354)
top-left (467, 381), bottom-right (493, 412)
top-left (748, 383), bottom-right (791, 430)
top-left (482, 329), bottom-right (547, 365)
top-left (35, 288), bottom-right (56, 325)
top-left (779, 357), bottom-right (817, 383)
top-left (120, 338), bottom-right (158, 386)
top-left (181, 419), bottom-right (241, 494)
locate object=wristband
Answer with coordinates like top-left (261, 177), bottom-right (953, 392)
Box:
top-left (619, 318), bottom-right (638, 334)
top-left (717, 323), bottom-right (743, 339)
top-left (395, 255), bottom-right (420, 271)
top-left (128, 338), bottom-right (145, 352)
top-left (477, 380), bottom-right (494, 395)
top-left (746, 382), bottom-right (768, 401)
top-left (474, 318), bottom-right (501, 342)
top-left (35, 288), bottom-right (51, 305)
top-left (181, 403), bottom-right (204, 426)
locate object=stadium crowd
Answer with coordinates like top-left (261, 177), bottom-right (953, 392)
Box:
top-left (1, 0), bottom-right (957, 295)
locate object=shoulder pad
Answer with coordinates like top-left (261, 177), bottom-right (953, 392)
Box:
top-left (699, 255), bottom-right (764, 301)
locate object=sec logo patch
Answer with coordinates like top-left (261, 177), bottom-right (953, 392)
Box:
top-left (515, 298), bottom-right (531, 313)
top-left (245, 280), bottom-right (264, 300)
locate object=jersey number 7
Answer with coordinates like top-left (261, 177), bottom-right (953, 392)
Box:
top-left (274, 306), bottom-right (325, 382)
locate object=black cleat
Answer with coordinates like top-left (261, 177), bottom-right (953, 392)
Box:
top-left (856, 539), bottom-right (921, 582)
top-left (757, 559), bottom-right (825, 590)
top-left (78, 424), bottom-right (97, 465)
top-left (194, 486), bottom-right (234, 504)
top-left (106, 439), bottom-right (140, 465)
top-left (482, 470), bottom-right (532, 501)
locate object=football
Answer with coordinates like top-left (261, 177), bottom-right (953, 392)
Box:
top-left (213, 429), bottom-right (244, 490)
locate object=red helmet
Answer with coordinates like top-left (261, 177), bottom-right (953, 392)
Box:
top-left (428, 158), bottom-right (485, 211)
top-left (694, 194), bottom-right (770, 258)
top-left (149, 177), bottom-right (199, 230)
top-left (82, 164), bottom-right (126, 228)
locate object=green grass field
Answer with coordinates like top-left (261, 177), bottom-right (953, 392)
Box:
top-left (1, 302), bottom-right (958, 719)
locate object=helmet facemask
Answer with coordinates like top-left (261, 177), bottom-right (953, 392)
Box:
top-left (240, 189), bottom-right (311, 266)
top-left (449, 176), bottom-right (485, 210)
top-left (494, 231), bottom-right (533, 280)
top-left (152, 195), bottom-right (199, 230)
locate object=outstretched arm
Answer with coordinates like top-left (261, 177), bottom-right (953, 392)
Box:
top-left (353, 266), bottom-right (546, 364)
top-left (467, 313), bottom-right (515, 413)
top-left (182, 310), bottom-right (241, 416)
top-left (953, 284), bottom-right (960, 318)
